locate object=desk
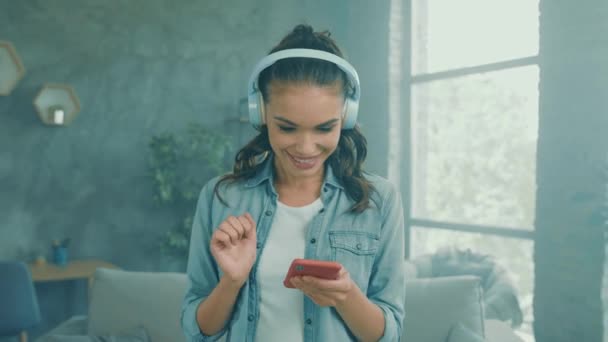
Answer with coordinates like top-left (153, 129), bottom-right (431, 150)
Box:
top-left (29, 259), bottom-right (118, 293)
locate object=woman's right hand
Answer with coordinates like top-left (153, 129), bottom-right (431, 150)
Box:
top-left (210, 213), bottom-right (257, 286)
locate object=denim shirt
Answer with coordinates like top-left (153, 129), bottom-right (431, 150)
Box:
top-left (181, 157), bottom-right (405, 342)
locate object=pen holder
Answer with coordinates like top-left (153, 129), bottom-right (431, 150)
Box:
top-left (52, 246), bottom-right (69, 266)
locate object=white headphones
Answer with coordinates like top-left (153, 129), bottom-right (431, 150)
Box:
top-left (247, 48), bottom-right (361, 130)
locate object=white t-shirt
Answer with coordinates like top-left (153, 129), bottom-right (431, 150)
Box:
top-left (255, 198), bottom-right (323, 342)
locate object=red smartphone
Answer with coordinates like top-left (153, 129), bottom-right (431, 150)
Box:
top-left (283, 258), bottom-right (342, 288)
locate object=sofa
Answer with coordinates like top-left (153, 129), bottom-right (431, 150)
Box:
top-left (37, 262), bottom-right (525, 342)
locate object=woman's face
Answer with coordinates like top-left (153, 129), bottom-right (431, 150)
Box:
top-left (264, 81), bottom-right (344, 183)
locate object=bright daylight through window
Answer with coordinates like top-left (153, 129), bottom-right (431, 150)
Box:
top-left (392, 1), bottom-right (541, 340)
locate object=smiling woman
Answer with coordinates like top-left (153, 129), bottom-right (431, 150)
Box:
top-left (180, 24), bottom-right (406, 342)
top-left (264, 83), bottom-right (343, 200)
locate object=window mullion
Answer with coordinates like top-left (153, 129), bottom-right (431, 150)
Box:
top-left (411, 218), bottom-right (535, 240)
top-left (412, 55), bottom-right (539, 84)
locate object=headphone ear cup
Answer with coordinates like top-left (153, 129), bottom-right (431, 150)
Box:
top-left (341, 98), bottom-right (358, 130)
top-left (248, 91), bottom-right (263, 130)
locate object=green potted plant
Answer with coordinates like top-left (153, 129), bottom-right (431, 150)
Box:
top-left (148, 123), bottom-right (231, 268)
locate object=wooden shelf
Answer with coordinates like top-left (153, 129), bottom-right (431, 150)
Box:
top-left (29, 259), bottom-right (118, 283)
top-left (0, 41), bottom-right (26, 96)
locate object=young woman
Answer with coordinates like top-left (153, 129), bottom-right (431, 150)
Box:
top-left (181, 24), bottom-right (405, 342)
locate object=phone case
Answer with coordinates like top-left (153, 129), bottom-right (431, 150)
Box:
top-left (283, 258), bottom-right (342, 288)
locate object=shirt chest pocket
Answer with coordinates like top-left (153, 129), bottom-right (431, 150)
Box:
top-left (329, 231), bottom-right (379, 292)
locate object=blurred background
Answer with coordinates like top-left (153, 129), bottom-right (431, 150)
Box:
top-left (0, 0), bottom-right (606, 341)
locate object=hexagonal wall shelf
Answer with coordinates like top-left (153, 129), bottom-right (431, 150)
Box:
top-left (0, 41), bottom-right (26, 96)
top-left (34, 84), bottom-right (81, 126)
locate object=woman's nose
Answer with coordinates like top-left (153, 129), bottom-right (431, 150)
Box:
top-left (295, 133), bottom-right (317, 155)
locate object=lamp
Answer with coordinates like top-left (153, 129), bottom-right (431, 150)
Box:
top-left (33, 83), bottom-right (81, 126)
top-left (0, 40), bottom-right (26, 96)
top-left (49, 105), bottom-right (65, 125)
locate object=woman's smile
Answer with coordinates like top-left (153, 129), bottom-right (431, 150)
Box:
top-left (286, 152), bottom-right (320, 170)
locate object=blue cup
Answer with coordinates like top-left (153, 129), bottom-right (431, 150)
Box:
top-left (53, 246), bottom-right (69, 266)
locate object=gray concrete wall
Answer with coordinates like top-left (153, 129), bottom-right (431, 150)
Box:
top-left (533, 1), bottom-right (608, 341)
top-left (343, 1), bottom-right (391, 178)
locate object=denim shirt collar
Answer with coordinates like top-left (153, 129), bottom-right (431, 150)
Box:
top-left (244, 154), bottom-right (343, 192)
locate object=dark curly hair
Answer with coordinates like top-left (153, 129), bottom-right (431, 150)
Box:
top-left (214, 24), bottom-right (375, 213)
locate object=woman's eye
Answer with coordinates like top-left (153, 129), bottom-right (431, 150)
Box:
top-left (317, 126), bottom-right (335, 133)
top-left (278, 125), bottom-right (296, 132)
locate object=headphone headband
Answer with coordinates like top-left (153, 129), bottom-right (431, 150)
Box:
top-left (247, 48), bottom-right (360, 130)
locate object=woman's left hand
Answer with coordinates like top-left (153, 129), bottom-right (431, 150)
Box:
top-left (290, 267), bottom-right (356, 307)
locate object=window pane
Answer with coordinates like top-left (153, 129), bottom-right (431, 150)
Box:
top-left (410, 226), bottom-right (535, 339)
top-left (411, 66), bottom-right (538, 229)
top-left (412, 0), bottom-right (539, 75)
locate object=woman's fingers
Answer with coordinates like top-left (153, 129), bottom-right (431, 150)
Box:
top-left (236, 214), bottom-right (254, 237)
top-left (211, 229), bottom-right (232, 247)
top-left (294, 282), bottom-right (335, 306)
top-left (218, 221), bottom-right (240, 245)
top-left (215, 214), bottom-right (257, 245)
top-left (293, 274), bottom-right (351, 293)
top-left (227, 216), bottom-right (245, 238)
top-left (243, 213), bottom-right (257, 232)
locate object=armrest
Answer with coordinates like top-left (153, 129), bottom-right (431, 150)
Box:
top-left (484, 319), bottom-right (525, 342)
top-left (403, 276), bottom-right (484, 342)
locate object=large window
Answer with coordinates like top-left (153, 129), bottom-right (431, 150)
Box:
top-left (404, 0), bottom-right (540, 338)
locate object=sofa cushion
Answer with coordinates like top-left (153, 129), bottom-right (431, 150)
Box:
top-left (484, 319), bottom-right (525, 342)
top-left (402, 275), bottom-right (484, 342)
top-left (87, 268), bottom-right (188, 342)
top-left (447, 323), bottom-right (486, 342)
top-left (41, 325), bottom-right (150, 342)
top-left (403, 260), bottom-right (418, 279)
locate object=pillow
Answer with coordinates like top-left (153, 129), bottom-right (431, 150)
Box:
top-left (403, 275), bottom-right (484, 342)
top-left (484, 319), bottom-right (526, 342)
top-left (403, 260), bottom-right (418, 279)
top-left (42, 325), bottom-right (149, 342)
top-left (88, 268), bottom-right (189, 342)
top-left (447, 323), bottom-right (486, 342)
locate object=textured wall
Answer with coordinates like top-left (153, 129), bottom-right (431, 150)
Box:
top-left (342, 2), bottom-right (391, 178)
top-left (0, 1), bottom-right (268, 337)
top-left (0, 0), bottom-right (271, 267)
top-left (534, 0), bottom-right (608, 341)
top-left (0, 0), bottom-right (392, 338)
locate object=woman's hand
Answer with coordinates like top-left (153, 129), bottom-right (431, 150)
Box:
top-left (210, 213), bottom-right (257, 286)
top-left (290, 267), bottom-right (356, 308)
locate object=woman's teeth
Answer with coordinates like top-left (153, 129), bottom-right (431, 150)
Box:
top-left (293, 157), bottom-right (314, 164)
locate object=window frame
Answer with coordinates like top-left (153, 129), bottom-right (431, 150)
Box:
top-left (402, 0), bottom-right (539, 257)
